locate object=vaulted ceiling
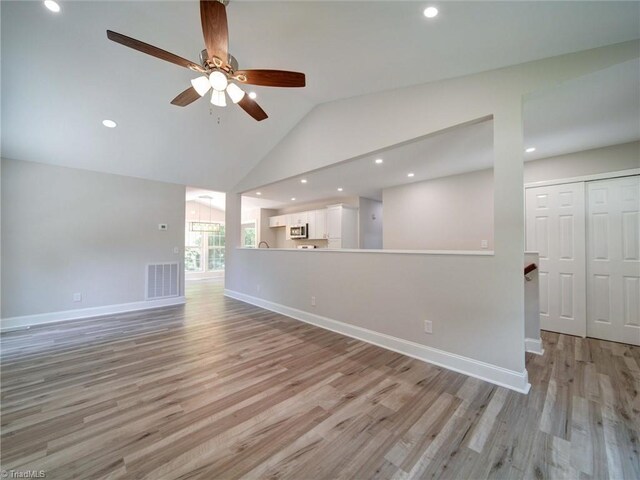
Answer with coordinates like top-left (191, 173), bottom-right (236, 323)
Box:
top-left (2, 1), bottom-right (639, 192)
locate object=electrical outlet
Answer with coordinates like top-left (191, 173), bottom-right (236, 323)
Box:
top-left (311, 296), bottom-right (316, 307)
top-left (481, 239), bottom-right (488, 249)
top-left (424, 320), bottom-right (432, 334)
top-left (158, 224), bottom-right (168, 231)
top-left (73, 292), bottom-right (82, 302)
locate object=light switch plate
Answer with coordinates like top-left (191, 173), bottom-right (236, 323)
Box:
top-left (158, 224), bottom-right (168, 231)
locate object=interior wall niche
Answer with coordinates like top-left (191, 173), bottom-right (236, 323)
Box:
top-left (240, 117), bottom-right (495, 252)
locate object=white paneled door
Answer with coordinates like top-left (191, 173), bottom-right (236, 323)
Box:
top-left (587, 176), bottom-right (640, 346)
top-left (526, 183), bottom-right (586, 336)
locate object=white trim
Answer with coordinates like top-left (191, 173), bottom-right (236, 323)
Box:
top-left (525, 338), bottom-right (544, 355)
top-left (524, 169), bottom-right (639, 189)
top-left (237, 247), bottom-right (494, 256)
top-left (1, 296), bottom-right (186, 332)
top-left (224, 289), bottom-right (531, 394)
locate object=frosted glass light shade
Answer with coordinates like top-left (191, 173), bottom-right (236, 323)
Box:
top-left (209, 71), bottom-right (228, 91)
top-left (226, 83), bottom-right (245, 104)
top-left (210, 89), bottom-right (227, 107)
top-left (190, 76), bottom-right (211, 96)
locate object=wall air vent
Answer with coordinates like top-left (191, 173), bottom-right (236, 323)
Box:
top-left (146, 263), bottom-right (179, 299)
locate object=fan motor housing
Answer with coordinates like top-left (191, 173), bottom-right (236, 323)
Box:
top-left (199, 49), bottom-right (238, 72)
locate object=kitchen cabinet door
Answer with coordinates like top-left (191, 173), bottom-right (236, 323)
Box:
top-left (308, 209), bottom-right (327, 239)
top-left (269, 215), bottom-right (285, 227)
top-left (291, 211), bottom-right (309, 225)
top-left (327, 206), bottom-right (342, 239)
top-left (315, 209), bottom-right (327, 239)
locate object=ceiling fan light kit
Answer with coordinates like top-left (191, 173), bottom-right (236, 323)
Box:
top-left (209, 71), bottom-right (228, 91)
top-left (191, 76), bottom-right (211, 96)
top-left (106, 0), bottom-right (306, 121)
top-left (226, 83), bottom-right (245, 103)
top-left (210, 89), bottom-right (227, 107)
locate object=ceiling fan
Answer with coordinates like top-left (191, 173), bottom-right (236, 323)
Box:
top-left (106, 0), bottom-right (305, 121)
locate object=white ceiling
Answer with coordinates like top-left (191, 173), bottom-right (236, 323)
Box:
top-left (186, 185), bottom-right (281, 210)
top-left (524, 58), bottom-right (640, 160)
top-left (185, 187), bottom-right (226, 210)
top-left (242, 58), bottom-right (639, 208)
top-left (242, 118), bottom-right (494, 206)
top-left (2, 1), bottom-right (639, 193)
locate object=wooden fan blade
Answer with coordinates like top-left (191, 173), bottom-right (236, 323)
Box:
top-left (238, 96), bottom-right (268, 121)
top-left (234, 70), bottom-right (306, 88)
top-left (107, 30), bottom-right (204, 73)
top-left (200, 0), bottom-right (229, 65)
top-left (171, 87), bottom-right (201, 107)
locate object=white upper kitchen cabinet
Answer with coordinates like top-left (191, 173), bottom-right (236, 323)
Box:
top-left (268, 215), bottom-right (286, 227)
top-left (288, 211), bottom-right (309, 226)
top-left (326, 204), bottom-right (358, 248)
top-left (308, 209), bottom-right (327, 240)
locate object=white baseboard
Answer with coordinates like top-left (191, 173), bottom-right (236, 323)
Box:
top-left (224, 289), bottom-right (531, 394)
top-left (525, 337), bottom-right (544, 355)
top-left (0, 296), bottom-right (186, 332)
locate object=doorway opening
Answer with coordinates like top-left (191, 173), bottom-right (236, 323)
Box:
top-left (185, 187), bottom-right (226, 280)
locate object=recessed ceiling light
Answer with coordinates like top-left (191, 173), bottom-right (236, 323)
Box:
top-left (256, 192), bottom-right (262, 196)
top-left (375, 158), bottom-right (383, 164)
top-left (300, 179), bottom-right (307, 184)
top-left (248, 92), bottom-right (257, 100)
top-left (525, 147), bottom-right (536, 153)
top-left (291, 197), bottom-right (296, 201)
top-left (337, 187), bottom-right (343, 192)
top-left (407, 173), bottom-right (415, 178)
top-left (44, 1), bottom-right (61, 13)
top-left (102, 119), bottom-right (117, 128)
top-left (423, 6), bottom-right (438, 18)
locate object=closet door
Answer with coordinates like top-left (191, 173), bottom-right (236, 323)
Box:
top-left (587, 176), bottom-right (640, 345)
top-left (526, 183), bottom-right (586, 336)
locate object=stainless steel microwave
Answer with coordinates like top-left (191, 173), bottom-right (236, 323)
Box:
top-left (290, 224), bottom-right (308, 239)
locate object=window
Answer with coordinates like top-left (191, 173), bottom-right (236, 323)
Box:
top-left (185, 227), bottom-right (203, 272)
top-left (241, 221), bottom-right (257, 248)
top-left (185, 222), bottom-right (225, 272)
top-left (207, 224), bottom-right (225, 271)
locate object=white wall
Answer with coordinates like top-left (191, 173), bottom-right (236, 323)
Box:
top-left (358, 197), bottom-right (383, 249)
top-left (382, 141), bottom-right (639, 251)
top-left (384, 169), bottom-right (494, 251)
top-left (1, 158), bottom-right (186, 320)
top-left (257, 208), bottom-right (277, 248)
top-left (524, 140), bottom-right (639, 183)
top-left (226, 41), bottom-right (638, 391)
top-left (275, 196), bottom-right (359, 215)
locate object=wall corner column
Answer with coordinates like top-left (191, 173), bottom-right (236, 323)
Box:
top-left (493, 97), bottom-right (526, 372)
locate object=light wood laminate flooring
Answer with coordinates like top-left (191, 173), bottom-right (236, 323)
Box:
top-left (1, 279), bottom-right (638, 479)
